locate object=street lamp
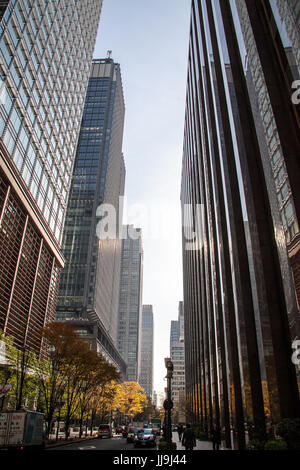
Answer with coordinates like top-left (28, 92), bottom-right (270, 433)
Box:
top-left (164, 358), bottom-right (173, 450)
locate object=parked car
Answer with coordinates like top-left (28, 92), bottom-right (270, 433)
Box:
top-left (134, 428), bottom-right (157, 448)
top-left (97, 424), bottom-right (112, 439)
top-left (126, 427), bottom-right (142, 443)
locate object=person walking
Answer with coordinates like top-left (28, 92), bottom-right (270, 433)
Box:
top-left (182, 424), bottom-right (196, 450)
top-left (177, 424), bottom-right (183, 442)
top-left (211, 424), bottom-right (221, 451)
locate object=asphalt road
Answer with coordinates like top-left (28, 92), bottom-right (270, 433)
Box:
top-left (47, 435), bottom-right (158, 451)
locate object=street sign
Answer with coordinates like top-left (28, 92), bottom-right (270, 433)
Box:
top-left (163, 399), bottom-right (173, 411)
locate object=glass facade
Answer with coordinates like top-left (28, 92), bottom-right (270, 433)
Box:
top-left (181, 0), bottom-right (300, 449)
top-left (117, 225), bottom-right (143, 382)
top-left (0, 0), bottom-right (102, 356)
top-left (138, 305), bottom-right (154, 397)
top-left (170, 302), bottom-right (185, 409)
top-left (56, 58), bottom-right (126, 376)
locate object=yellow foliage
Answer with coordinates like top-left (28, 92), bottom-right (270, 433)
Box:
top-left (113, 381), bottom-right (147, 418)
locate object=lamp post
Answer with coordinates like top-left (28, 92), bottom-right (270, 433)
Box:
top-left (164, 358), bottom-right (173, 450)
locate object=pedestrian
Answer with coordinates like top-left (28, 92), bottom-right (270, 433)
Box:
top-left (211, 424), bottom-right (221, 451)
top-left (177, 424), bottom-right (183, 441)
top-left (182, 424), bottom-right (196, 450)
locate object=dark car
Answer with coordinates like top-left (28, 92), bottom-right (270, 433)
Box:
top-left (126, 427), bottom-right (141, 443)
top-left (134, 428), bottom-right (157, 448)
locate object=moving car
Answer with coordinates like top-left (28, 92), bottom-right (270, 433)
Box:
top-left (134, 428), bottom-right (157, 448)
top-left (97, 424), bottom-right (112, 438)
top-left (126, 427), bottom-right (141, 443)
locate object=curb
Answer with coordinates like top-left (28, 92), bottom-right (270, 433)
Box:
top-left (46, 436), bottom-right (98, 449)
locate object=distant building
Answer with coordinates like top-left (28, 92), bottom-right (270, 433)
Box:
top-left (170, 321), bottom-right (179, 345)
top-left (117, 225), bottom-right (143, 381)
top-left (56, 58), bottom-right (126, 376)
top-left (153, 390), bottom-right (158, 408)
top-left (138, 305), bottom-right (154, 397)
top-left (0, 0), bottom-right (102, 357)
top-left (170, 302), bottom-right (185, 414)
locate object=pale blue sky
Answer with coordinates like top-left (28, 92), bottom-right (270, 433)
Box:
top-left (93, 0), bottom-right (191, 400)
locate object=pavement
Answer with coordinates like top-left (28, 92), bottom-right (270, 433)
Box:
top-left (172, 432), bottom-right (226, 450)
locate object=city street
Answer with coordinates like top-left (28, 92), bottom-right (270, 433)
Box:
top-left (47, 435), bottom-right (158, 452)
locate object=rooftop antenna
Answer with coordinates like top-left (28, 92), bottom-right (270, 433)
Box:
top-left (107, 50), bottom-right (112, 59)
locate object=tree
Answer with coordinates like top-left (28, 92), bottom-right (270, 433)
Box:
top-left (134, 395), bottom-right (156, 423)
top-left (76, 355), bottom-right (120, 437)
top-left (0, 332), bottom-right (36, 411)
top-left (33, 322), bottom-right (83, 436)
top-left (88, 380), bottom-right (119, 427)
top-left (113, 382), bottom-right (147, 422)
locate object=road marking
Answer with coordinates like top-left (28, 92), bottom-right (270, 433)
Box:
top-left (78, 446), bottom-right (96, 450)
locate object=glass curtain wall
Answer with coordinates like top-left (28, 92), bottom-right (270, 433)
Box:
top-left (182, 0), bottom-right (300, 449)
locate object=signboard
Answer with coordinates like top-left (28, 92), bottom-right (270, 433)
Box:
top-left (0, 413), bottom-right (8, 446)
top-left (0, 412), bottom-right (45, 447)
top-left (0, 412), bottom-right (26, 446)
top-left (7, 412), bottom-right (26, 446)
top-left (163, 399), bottom-right (173, 411)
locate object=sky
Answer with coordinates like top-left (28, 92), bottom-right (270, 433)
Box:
top-left (93, 0), bottom-right (191, 401)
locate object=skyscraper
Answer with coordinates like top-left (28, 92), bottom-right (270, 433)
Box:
top-left (56, 58), bottom-right (126, 376)
top-left (117, 225), bottom-right (143, 382)
top-left (0, 0), bottom-right (102, 356)
top-left (138, 305), bottom-right (154, 397)
top-left (170, 302), bottom-right (185, 416)
top-left (181, 0), bottom-right (300, 449)
top-left (170, 320), bottom-right (179, 345)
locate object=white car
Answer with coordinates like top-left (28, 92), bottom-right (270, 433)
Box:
top-left (134, 428), bottom-right (157, 448)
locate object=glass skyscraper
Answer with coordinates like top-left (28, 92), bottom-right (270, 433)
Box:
top-left (170, 302), bottom-right (185, 413)
top-left (0, 0), bottom-right (102, 356)
top-left (138, 305), bottom-right (154, 397)
top-left (56, 58), bottom-right (126, 376)
top-left (181, 0), bottom-right (300, 449)
top-left (117, 225), bottom-right (143, 382)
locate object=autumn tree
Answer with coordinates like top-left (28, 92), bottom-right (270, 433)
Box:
top-left (134, 395), bottom-right (156, 423)
top-left (76, 356), bottom-right (120, 437)
top-left (33, 322), bottom-right (84, 436)
top-left (114, 382), bottom-right (147, 422)
top-left (87, 380), bottom-right (119, 428)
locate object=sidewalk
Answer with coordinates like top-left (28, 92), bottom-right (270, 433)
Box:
top-left (172, 432), bottom-right (225, 450)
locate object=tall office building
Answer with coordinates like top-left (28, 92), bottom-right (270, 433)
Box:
top-left (117, 225), bottom-right (143, 381)
top-left (56, 58), bottom-right (126, 376)
top-left (0, 0), bottom-right (102, 357)
top-left (170, 320), bottom-right (179, 345)
top-left (170, 302), bottom-right (185, 414)
top-left (138, 305), bottom-right (154, 397)
top-left (181, 0), bottom-right (300, 449)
